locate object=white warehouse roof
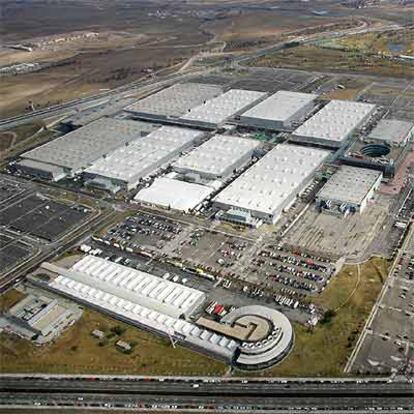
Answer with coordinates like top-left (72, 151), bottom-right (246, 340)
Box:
top-left (213, 144), bottom-right (330, 218)
top-left (180, 89), bottom-right (266, 126)
top-left (173, 134), bottom-right (260, 179)
top-left (293, 100), bottom-right (376, 144)
top-left (44, 258), bottom-right (238, 361)
top-left (240, 90), bottom-right (317, 124)
top-left (317, 166), bottom-right (382, 205)
top-left (134, 177), bottom-right (214, 212)
top-left (368, 119), bottom-right (414, 146)
top-left (45, 255), bottom-right (205, 319)
top-left (125, 83), bottom-right (222, 118)
top-left (85, 126), bottom-right (203, 188)
top-left (22, 118), bottom-right (157, 172)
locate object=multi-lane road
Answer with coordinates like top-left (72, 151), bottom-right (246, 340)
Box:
top-left (1, 375), bottom-right (413, 412)
top-left (0, 19), bottom-right (404, 132)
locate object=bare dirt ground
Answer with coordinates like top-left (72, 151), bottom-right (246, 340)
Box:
top-left (1, 0), bottom-right (411, 117)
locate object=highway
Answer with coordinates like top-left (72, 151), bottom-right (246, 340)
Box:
top-left (1, 375), bottom-right (413, 412)
top-left (0, 19), bottom-right (403, 132)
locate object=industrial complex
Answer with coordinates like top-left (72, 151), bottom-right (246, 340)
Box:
top-left (239, 90), bottom-right (317, 130)
top-left (4, 63), bottom-right (413, 379)
top-left (292, 100), bottom-right (376, 147)
top-left (316, 166), bottom-right (383, 216)
top-left (213, 144), bottom-right (330, 225)
top-left (19, 118), bottom-right (157, 180)
top-left (35, 256), bottom-right (294, 368)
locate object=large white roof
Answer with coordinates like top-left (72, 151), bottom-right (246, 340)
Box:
top-left (213, 144), bottom-right (330, 215)
top-left (293, 100), bottom-right (376, 143)
top-left (180, 89), bottom-right (266, 125)
top-left (317, 166), bottom-right (382, 205)
top-left (241, 90), bottom-right (317, 122)
top-left (45, 258), bottom-right (238, 360)
top-left (134, 177), bottom-right (213, 212)
top-left (46, 255), bottom-right (205, 318)
top-left (125, 83), bottom-right (222, 118)
top-left (22, 118), bottom-right (157, 172)
top-left (85, 126), bottom-right (203, 185)
top-left (173, 134), bottom-right (260, 178)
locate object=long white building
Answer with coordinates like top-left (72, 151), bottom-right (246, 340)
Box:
top-left (292, 100), bottom-right (376, 147)
top-left (180, 89), bottom-right (266, 128)
top-left (43, 257), bottom-right (239, 362)
top-left (239, 90), bottom-right (317, 130)
top-left (84, 126), bottom-right (204, 191)
top-left (45, 256), bottom-right (205, 319)
top-left (173, 134), bottom-right (260, 180)
top-left (213, 144), bottom-right (330, 224)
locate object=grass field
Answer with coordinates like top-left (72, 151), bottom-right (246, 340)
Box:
top-left (250, 44), bottom-right (413, 78)
top-left (235, 257), bottom-right (388, 377)
top-left (0, 289), bottom-right (25, 312)
top-left (0, 291), bottom-right (226, 376)
top-left (337, 30), bottom-right (413, 55)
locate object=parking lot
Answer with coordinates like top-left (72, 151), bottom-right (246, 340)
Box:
top-left (0, 194), bottom-right (91, 242)
top-left (103, 212), bottom-right (187, 251)
top-left (0, 175), bottom-right (28, 206)
top-left (359, 81), bottom-right (414, 122)
top-left (352, 228), bottom-right (414, 375)
top-left (397, 187), bottom-right (414, 223)
top-left (0, 232), bottom-right (34, 273)
top-left (192, 67), bottom-right (317, 95)
top-left (173, 228), bottom-right (252, 272)
top-left (82, 238), bottom-right (314, 325)
top-left (247, 245), bottom-right (336, 296)
top-left (284, 195), bottom-right (390, 260)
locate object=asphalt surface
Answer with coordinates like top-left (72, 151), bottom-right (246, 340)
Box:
top-left (1, 376), bottom-right (413, 412)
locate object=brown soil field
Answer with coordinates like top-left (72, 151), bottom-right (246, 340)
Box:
top-left (3, 0), bottom-right (411, 117)
top-left (250, 44), bottom-right (413, 78)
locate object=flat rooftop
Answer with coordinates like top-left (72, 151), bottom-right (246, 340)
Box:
top-left (213, 144), bottom-right (330, 216)
top-left (240, 90), bottom-right (317, 123)
top-left (317, 166), bottom-right (382, 205)
top-left (368, 119), bottom-right (414, 144)
top-left (293, 100), bottom-right (376, 143)
top-left (45, 255), bottom-right (205, 319)
top-left (134, 177), bottom-right (213, 212)
top-left (22, 118), bottom-right (157, 172)
top-left (85, 126), bottom-right (203, 186)
top-left (172, 134), bottom-right (260, 178)
top-left (125, 83), bottom-right (222, 118)
top-left (180, 89), bottom-right (266, 126)
top-left (44, 258), bottom-right (238, 360)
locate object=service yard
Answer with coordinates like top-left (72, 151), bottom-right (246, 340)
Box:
top-left (284, 196), bottom-right (390, 261)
